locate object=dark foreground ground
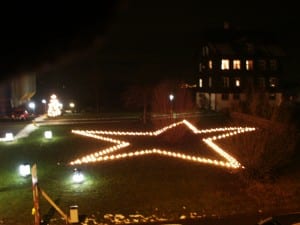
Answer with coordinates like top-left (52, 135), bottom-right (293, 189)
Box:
top-left (0, 113), bottom-right (299, 225)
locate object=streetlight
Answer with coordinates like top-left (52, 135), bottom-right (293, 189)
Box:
top-left (29, 102), bottom-right (36, 115)
top-left (169, 94), bottom-right (174, 119)
top-left (42, 99), bottom-right (47, 114)
top-left (69, 102), bottom-right (75, 113)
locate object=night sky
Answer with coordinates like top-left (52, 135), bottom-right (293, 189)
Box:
top-left (0, 1), bottom-right (299, 110)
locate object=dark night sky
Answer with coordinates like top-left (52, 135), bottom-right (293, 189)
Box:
top-left (0, 1), bottom-right (299, 110)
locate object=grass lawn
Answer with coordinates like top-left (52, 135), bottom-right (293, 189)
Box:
top-left (0, 117), bottom-right (299, 225)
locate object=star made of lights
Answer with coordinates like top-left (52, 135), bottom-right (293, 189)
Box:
top-left (69, 120), bottom-right (256, 169)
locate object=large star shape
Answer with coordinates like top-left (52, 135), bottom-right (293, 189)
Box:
top-left (69, 120), bottom-right (256, 169)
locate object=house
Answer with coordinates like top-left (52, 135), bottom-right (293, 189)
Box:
top-left (195, 27), bottom-right (285, 112)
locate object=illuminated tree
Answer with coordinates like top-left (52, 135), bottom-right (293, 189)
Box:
top-left (47, 94), bottom-right (62, 117)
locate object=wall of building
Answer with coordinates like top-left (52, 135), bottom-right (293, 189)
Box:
top-left (0, 81), bottom-right (11, 116)
top-left (10, 73), bottom-right (36, 108)
top-left (196, 91), bottom-right (283, 112)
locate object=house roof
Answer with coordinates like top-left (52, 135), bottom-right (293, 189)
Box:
top-left (204, 28), bottom-right (286, 57)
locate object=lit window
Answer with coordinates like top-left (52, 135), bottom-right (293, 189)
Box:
top-left (221, 59), bottom-right (230, 70)
top-left (223, 77), bottom-right (230, 88)
top-left (199, 78), bottom-right (203, 87)
top-left (208, 60), bottom-right (213, 69)
top-left (233, 60), bottom-right (241, 70)
top-left (235, 78), bottom-right (240, 87)
top-left (246, 60), bottom-right (253, 70)
top-left (270, 59), bottom-right (278, 71)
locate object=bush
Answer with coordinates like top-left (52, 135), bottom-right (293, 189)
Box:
top-left (224, 121), bottom-right (297, 182)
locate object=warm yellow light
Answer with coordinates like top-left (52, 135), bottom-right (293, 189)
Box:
top-left (69, 120), bottom-right (256, 170)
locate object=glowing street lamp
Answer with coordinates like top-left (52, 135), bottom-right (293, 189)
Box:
top-left (29, 102), bottom-right (35, 109)
top-left (169, 94), bottom-right (174, 119)
top-left (29, 102), bottom-right (36, 114)
top-left (42, 99), bottom-right (47, 113)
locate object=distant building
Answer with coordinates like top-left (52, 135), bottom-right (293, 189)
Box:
top-left (195, 28), bottom-right (285, 112)
top-left (0, 81), bottom-right (11, 116)
top-left (0, 73), bottom-right (36, 116)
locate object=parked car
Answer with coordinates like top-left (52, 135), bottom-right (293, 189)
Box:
top-left (11, 109), bottom-right (29, 120)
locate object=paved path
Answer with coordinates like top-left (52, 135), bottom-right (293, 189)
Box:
top-left (0, 115), bottom-right (46, 141)
top-left (15, 115), bottom-right (47, 139)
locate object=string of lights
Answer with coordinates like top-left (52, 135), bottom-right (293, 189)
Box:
top-left (69, 120), bottom-right (256, 169)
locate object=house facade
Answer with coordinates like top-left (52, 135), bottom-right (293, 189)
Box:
top-left (195, 29), bottom-right (285, 112)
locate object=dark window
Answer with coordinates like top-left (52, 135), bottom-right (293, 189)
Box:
top-left (258, 77), bottom-right (265, 88)
top-left (269, 93), bottom-right (276, 100)
top-left (270, 59), bottom-right (278, 71)
top-left (233, 93), bottom-right (240, 100)
top-left (221, 93), bottom-right (229, 100)
top-left (223, 77), bottom-right (230, 88)
top-left (258, 60), bottom-right (267, 70)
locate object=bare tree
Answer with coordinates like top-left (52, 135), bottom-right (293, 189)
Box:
top-left (122, 83), bottom-right (152, 124)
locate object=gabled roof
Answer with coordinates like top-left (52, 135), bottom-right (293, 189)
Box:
top-left (203, 28), bottom-right (286, 57)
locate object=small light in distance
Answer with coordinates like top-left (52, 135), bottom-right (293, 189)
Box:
top-left (72, 168), bottom-right (84, 184)
top-left (19, 164), bottom-right (31, 177)
top-left (28, 102), bottom-right (35, 110)
top-left (5, 132), bottom-right (14, 142)
top-left (44, 131), bottom-right (53, 139)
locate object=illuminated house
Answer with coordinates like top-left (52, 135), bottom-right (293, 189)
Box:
top-left (195, 28), bottom-right (285, 112)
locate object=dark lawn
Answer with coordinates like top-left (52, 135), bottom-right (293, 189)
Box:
top-left (0, 119), bottom-right (299, 225)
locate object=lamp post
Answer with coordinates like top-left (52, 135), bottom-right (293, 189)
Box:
top-left (29, 102), bottom-right (36, 115)
top-left (42, 99), bottom-right (47, 114)
top-left (169, 94), bottom-right (174, 119)
top-left (69, 102), bottom-right (75, 113)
